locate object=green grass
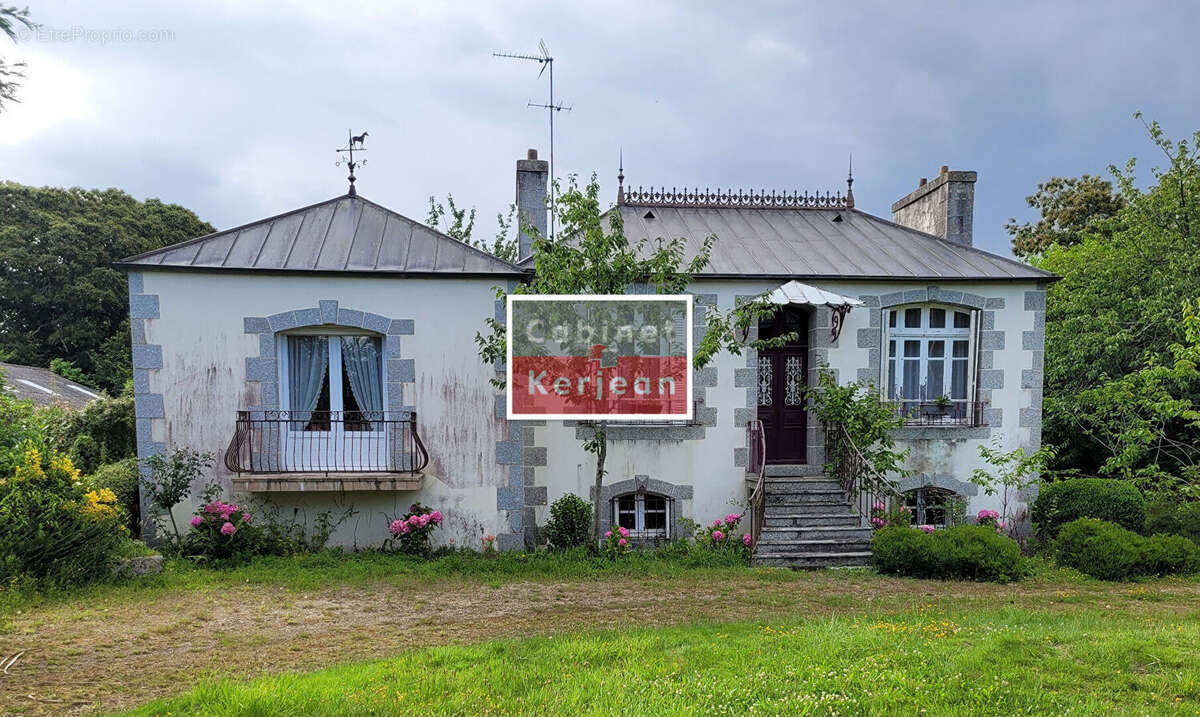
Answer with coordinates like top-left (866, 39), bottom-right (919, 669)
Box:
top-left (123, 607), bottom-right (1200, 716)
top-left (0, 545), bottom-right (753, 612)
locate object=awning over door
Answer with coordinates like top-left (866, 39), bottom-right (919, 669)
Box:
top-left (766, 280), bottom-right (864, 340)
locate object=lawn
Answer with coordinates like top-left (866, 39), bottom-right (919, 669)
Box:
top-left (2, 552), bottom-right (1198, 715)
top-left (125, 607), bottom-right (1200, 716)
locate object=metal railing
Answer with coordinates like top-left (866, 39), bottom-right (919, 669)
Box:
top-left (826, 422), bottom-right (904, 527)
top-left (224, 410), bottom-right (429, 475)
top-left (746, 419), bottom-right (767, 548)
top-left (887, 400), bottom-right (987, 427)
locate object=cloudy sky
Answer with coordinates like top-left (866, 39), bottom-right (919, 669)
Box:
top-left (1, 1), bottom-right (1196, 257)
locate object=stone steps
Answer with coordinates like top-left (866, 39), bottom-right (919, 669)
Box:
top-left (751, 471), bottom-right (875, 569)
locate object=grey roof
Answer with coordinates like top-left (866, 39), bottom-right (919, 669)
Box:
top-left (117, 195), bottom-right (525, 276)
top-left (0, 362), bottom-right (104, 410)
top-left (521, 205), bottom-right (1053, 281)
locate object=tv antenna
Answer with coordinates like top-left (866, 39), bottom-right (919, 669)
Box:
top-left (494, 39), bottom-right (571, 238)
top-left (335, 129), bottom-right (368, 197)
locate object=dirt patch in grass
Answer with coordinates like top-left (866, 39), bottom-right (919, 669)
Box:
top-left (2, 569), bottom-right (1198, 715)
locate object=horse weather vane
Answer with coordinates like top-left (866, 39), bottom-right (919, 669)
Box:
top-left (336, 130), bottom-right (369, 197)
top-left (494, 39), bottom-right (571, 239)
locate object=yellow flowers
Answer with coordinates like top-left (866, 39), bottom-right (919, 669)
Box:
top-left (51, 454), bottom-right (82, 482)
top-left (13, 448), bottom-right (46, 482)
top-left (83, 488), bottom-right (120, 520)
top-left (869, 619), bottom-right (961, 639)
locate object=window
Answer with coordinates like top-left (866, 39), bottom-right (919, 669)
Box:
top-left (280, 333), bottom-right (384, 431)
top-left (612, 492), bottom-right (671, 539)
top-left (903, 486), bottom-right (966, 527)
top-left (883, 305), bottom-right (979, 423)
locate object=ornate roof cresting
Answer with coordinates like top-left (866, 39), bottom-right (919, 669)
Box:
top-left (619, 186), bottom-right (851, 210)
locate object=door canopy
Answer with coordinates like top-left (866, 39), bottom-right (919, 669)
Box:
top-left (766, 280), bottom-right (864, 341)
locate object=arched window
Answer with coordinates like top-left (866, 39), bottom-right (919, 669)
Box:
top-left (883, 305), bottom-right (979, 423)
top-left (612, 491), bottom-right (671, 539)
top-left (903, 486), bottom-right (966, 527)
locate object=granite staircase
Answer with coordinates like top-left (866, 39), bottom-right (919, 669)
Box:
top-left (751, 467), bottom-right (874, 568)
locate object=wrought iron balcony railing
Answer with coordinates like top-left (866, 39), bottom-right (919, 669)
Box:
top-left (224, 410), bottom-right (429, 475)
top-left (887, 400), bottom-right (988, 427)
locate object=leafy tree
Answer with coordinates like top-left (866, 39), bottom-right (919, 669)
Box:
top-left (141, 446), bottom-right (215, 544)
top-left (1006, 175), bottom-right (1124, 259)
top-left (476, 174), bottom-right (787, 548)
top-left (1037, 117), bottom-right (1200, 490)
top-left (0, 5), bottom-right (35, 112)
top-left (969, 437), bottom-right (1055, 527)
top-left (426, 194), bottom-right (519, 262)
top-left (0, 183), bottom-right (213, 392)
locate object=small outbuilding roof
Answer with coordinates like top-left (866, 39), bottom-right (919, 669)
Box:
top-left (0, 362), bottom-right (104, 410)
top-left (117, 195), bottom-right (526, 277)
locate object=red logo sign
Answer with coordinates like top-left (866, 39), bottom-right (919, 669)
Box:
top-left (506, 296), bottom-right (693, 420)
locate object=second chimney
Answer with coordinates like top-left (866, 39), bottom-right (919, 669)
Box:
top-left (516, 148), bottom-right (548, 260)
top-left (891, 166), bottom-right (977, 247)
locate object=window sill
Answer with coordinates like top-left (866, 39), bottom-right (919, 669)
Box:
top-left (892, 425), bottom-right (991, 440)
top-left (232, 472), bottom-right (424, 492)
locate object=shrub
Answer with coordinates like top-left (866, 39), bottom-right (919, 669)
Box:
top-left (543, 493), bottom-right (592, 550)
top-left (692, 513), bottom-right (752, 559)
top-left (603, 524), bottom-right (630, 556)
top-left (1140, 534), bottom-right (1200, 576)
top-left (1052, 517), bottom-right (1199, 580)
top-left (385, 503), bottom-right (443, 556)
top-left (1145, 498), bottom-right (1200, 543)
top-left (89, 458), bottom-right (140, 533)
top-left (180, 500), bottom-right (263, 562)
top-left (48, 394), bottom-right (136, 474)
top-left (0, 447), bottom-right (127, 587)
top-left (872, 524), bottom-right (1022, 582)
top-left (869, 501), bottom-right (912, 529)
top-left (1031, 478), bottom-right (1145, 538)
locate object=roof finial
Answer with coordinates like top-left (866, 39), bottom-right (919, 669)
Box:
top-left (336, 129), bottom-right (369, 197)
top-left (845, 152), bottom-right (855, 209)
top-left (617, 149), bottom-right (625, 205)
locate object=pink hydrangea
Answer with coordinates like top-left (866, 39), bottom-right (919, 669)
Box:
top-left (996, 521), bottom-right (1007, 529)
top-left (918, 524), bottom-right (936, 534)
top-left (711, 519), bottom-right (722, 528)
top-left (241, 512), bottom-right (252, 523)
top-left (899, 505), bottom-right (911, 513)
top-left (742, 533), bottom-right (753, 547)
top-left (871, 516), bottom-right (886, 528)
top-left (429, 511), bottom-right (443, 524)
top-left (189, 515), bottom-right (203, 528)
top-left (712, 530), bottom-right (725, 542)
top-left (617, 538), bottom-right (628, 547)
top-left (389, 519), bottom-right (410, 535)
top-left (724, 513), bottom-right (741, 526)
top-left (220, 521), bottom-right (236, 536)
top-left (977, 509), bottom-right (1000, 520)
top-left (618, 526), bottom-right (630, 538)
top-left (872, 501), bottom-right (886, 511)
top-left (604, 530), bottom-right (613, 538)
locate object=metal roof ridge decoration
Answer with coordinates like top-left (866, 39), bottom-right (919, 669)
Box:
top-left (619, 186), bottom-right (852, 210)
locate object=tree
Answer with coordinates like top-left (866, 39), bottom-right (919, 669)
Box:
top-left (0, 5), bottom-right (35, 112)
top-left (476, 174), bottom-right (787, 547)
top-left (426, 194), bottom-right (519, 262)
top-left (0, 183), bottom-right (213, 392)
top-left (1036, 117), bottom-right (1200, 489)
top-left (1006, 174), bottom-right (1124, 260)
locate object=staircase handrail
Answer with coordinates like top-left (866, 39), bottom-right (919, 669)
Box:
top-left (828, 421), bottom-right (904, 526)
top-left (747, 419), bottom-right (767, 548)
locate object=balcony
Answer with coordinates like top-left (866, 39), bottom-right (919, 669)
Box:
top-left (887, 400), bottom-right (987, 428)
top-left (224, 410), bottom-right (429, 492)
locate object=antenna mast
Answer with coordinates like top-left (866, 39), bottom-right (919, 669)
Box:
top-left (494, 40), bottom-right (570, 239)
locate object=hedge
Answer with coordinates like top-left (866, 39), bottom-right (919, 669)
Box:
top-left (872, 525), bottom-right (1022, 583)
top-left (1145, 499), bottom-right (1200, 543)
top-left (1031, 478), bottom-right (1145, 538)
top-left (1055, 517), bottom-right (1200, 580)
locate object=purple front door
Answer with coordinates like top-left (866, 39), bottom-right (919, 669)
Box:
top-left (756, 308), bottom-right (809, 464)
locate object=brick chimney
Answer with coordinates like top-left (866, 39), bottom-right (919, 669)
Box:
top-left (515, 148), bottom-right (548, 260)
top-left (891, 165), bottom-right (977, 247)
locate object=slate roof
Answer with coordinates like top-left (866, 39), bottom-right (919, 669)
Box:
top-left (117, 195), bottom-right (525, 276)
top-left (0, 362), bottom-right (104, 410)
top-left (521, 204), bottom-right (1053, 282)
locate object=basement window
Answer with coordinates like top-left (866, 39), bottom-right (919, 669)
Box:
top-left (612, 492), bottom-right (671, 539)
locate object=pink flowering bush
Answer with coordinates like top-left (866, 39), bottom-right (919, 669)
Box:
top-left (693, 513), bottom-right (751, 561)
top-left (182, 499), bottom-right (260, 560)
top-left (869, 502), bottom-right (912, 530)
top-left (386, 502), bottom-right (443, 555)
top-left (918, 524), bottom-right (936, 534)
top-left (603, 524), bottom-right (631, 557)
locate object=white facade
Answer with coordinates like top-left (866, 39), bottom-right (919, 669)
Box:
top-left (130, 266), bottom-right (1046, 550)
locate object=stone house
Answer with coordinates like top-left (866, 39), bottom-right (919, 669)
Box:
top-left (119, 152), bottom-right (1052, 566)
